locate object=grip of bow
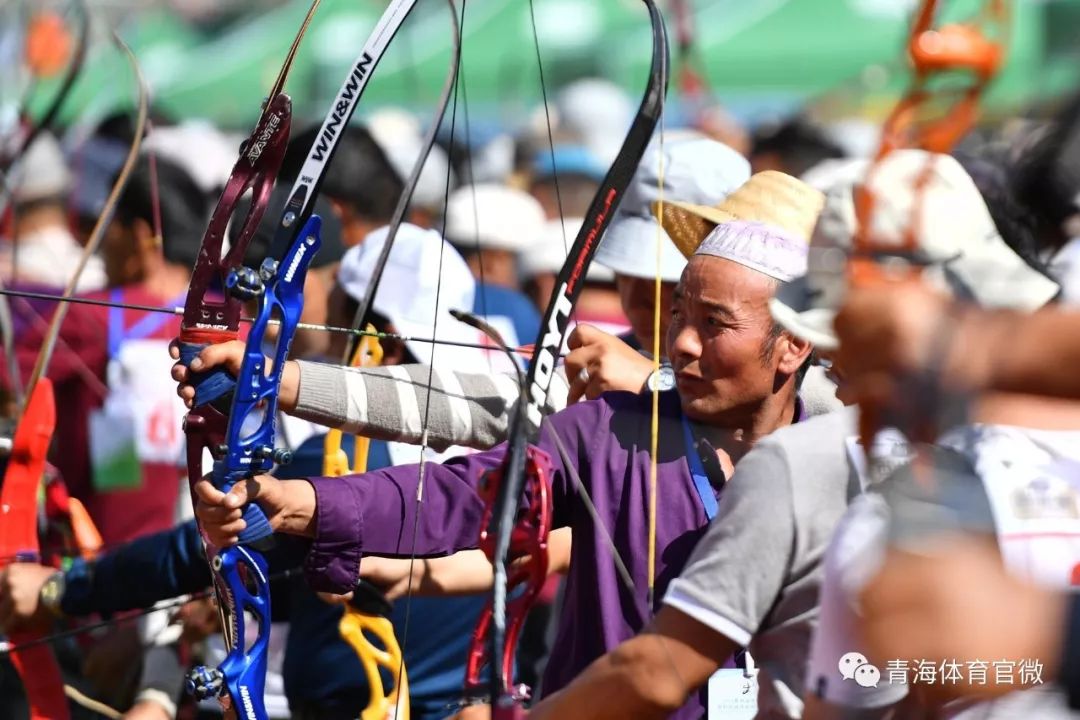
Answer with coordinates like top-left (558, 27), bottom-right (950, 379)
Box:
top-left (463, 447), bottom-right (552, 715)
top-left (185, 216), bottom-right (322, 720)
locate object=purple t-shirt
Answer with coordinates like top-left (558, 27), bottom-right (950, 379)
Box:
top-left (304, 389), bottom-right (804, 717)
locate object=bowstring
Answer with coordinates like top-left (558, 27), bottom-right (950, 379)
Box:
top-left (0, 287), bottom-right (544, 355)
top-left (458, 48), bottom-right (498, 376)
top-left (528, 0), bottom-right (571, 261)
top-left (0, 567), bottom-right (305, 656)
top-left (647, 64), bottom-right (666, 611)
top-left (396, 0), bottom-right (466, 705)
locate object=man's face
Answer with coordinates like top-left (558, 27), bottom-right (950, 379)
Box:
top-left (667, 255), bottom-right (786, 424)
top-left (101, 220), bottom-right (141, 287)
top-left (615, 274), bottom-right (675, 355)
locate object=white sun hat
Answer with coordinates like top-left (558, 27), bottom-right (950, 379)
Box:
top-left (597, 132), bottom-right (750, 283)
top-left (337, 223), bottom-right (479, 370)
top-left (444, 183), bottom-right (546, 253)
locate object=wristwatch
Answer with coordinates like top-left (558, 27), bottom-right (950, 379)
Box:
top-left (645, 365), bottom-right (676, 392)
top-left (39, 571), bottom-right (65, 618)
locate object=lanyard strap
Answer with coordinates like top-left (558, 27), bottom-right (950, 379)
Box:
top-left (682, 415), bottom-right (719, 521)
top-left (108, 288), bottom-right (186, 358)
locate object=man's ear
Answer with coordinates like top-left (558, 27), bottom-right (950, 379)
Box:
top-left (777, 331), bottom-right (813, 376)
top-left (132, 217), bottom-right (160, 254)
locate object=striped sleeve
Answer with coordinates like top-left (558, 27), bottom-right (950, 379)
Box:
top-left (293, 360), bottom-right (568, 451)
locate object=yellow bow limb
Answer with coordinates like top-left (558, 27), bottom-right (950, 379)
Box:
top-left (323, 325), bottom-right (409, 720)
top-left (339, 608), bottom-right (411, 720)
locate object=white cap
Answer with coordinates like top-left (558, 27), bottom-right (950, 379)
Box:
top-left (12, 133), bottom-right (70, 204)
top-left (337, 223), bottom-right (479, 370)
top-left (597, 133), bottom-right (750, 282)
top-left (444, 183), bottom-right (546, 252)
top-left (143, 121), bottom-right (237, 193)
top-left (368, 108), bottom-right (456, 210)
top-left (520, 217), bottom-right (615, 282)
top-left (695, 220), bottom-right (808, 282)
top-left (555, 78), bottom-right (634, 165)
top-left (771, 150), bottom-right (1061, 350)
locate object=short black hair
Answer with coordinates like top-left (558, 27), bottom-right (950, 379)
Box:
top-left (112, 156), bottom-right (207, 268)
top-left (281, 125), bottom-right (403, 223)
top-left (1009, 92), bottom-right (1080, 253)
top-left (953, 150), bottom-right (1054, 279)
top-left (229, 185), bottom-right (346, 271)
top-left (751, 117), bottom-right (846, 177)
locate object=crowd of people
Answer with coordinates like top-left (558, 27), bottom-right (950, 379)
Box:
top-left (2, 14), bottom-right (1080, 720)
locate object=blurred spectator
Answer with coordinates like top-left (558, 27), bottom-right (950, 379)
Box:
top-left (554, 78), bottom-right (634, 165)
top-left (521, 218), bottom-right (627, 341)
top-left (282, 125), bottom-right (403, 248)
top-left (2, 132), bottom-right (106, 291)
top-left (750, 116), bottom-right (846, 177)
top-left (444, 183), bottom-right (543, 354)
top-left (142, 120), bottom-right (237, 194)
top-left (1011, 91), bottom-right (1080, 255)
top-left (368, 107), bottom-right (457, 228)
top-left (8, 156), bottom-right (208, 547)
top-left (528, 144), bottom-right (606, 219)
top-left (593, 132), bottom-right (750, 354)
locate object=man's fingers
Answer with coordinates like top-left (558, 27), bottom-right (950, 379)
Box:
top-left (567, 323), bottom-right (604, 350)
top-left (583, 376), bottom-right (606, 401)
top-left (567, 370), bottom-right (589, 405)
top-left (203, 519), bottom-right (247, 546)
top-left (563, 344), bottom-right (601, 378)
top-left (193, 479), bottom-right (229, 506)
top-left (198, 341), bottom-right (245, 374)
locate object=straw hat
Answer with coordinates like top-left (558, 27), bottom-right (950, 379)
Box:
top-left (654, 171), bottom-right (825, 258)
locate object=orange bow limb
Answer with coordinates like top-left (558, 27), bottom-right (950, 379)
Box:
top-left (0, 379), bottom-right (71, 720)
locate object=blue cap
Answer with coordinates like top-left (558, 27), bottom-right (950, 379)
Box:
top-left (531, 145), bottom-right (607, 182)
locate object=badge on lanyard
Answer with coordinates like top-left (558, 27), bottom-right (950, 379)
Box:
top-left (707, 652), bottom-right (759, 719)
top-left (89, 406), bottom-right (141, 491)
top-left (89, 294), bottom-right (186, 491)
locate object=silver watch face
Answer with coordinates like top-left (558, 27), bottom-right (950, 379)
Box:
top-left (650, 366), bottom-right (675, 392)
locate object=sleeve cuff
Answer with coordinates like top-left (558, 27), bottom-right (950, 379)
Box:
top-left (663, 580), bottom-right (753, 647)
top-left (294, 360), bottom-right (349, 428)
top-left (303, 476), bottom-right (364, 594)
top-left (59, 558), bottom-right (93, 617)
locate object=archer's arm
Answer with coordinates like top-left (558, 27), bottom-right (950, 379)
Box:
top-left (834, 285), bottom-right (1080, 403)
top-left (291, 359), bottom-right (567, 451)
top-left (529, 606), bottom-right (734, 720)
top-left (361, 527), bottom-right (572, 599)
top-left (173, 340), bottom-right (567, 452)
top-left (193, 447), bottom-right (507, 594)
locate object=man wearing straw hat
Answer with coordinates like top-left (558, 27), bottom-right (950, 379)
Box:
top-left (194, 135), bottom-right (769, 456)
top-left (501, 150), bottom-right (1066, 720)
top-left (181, 170), bottom-right (824, 718)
